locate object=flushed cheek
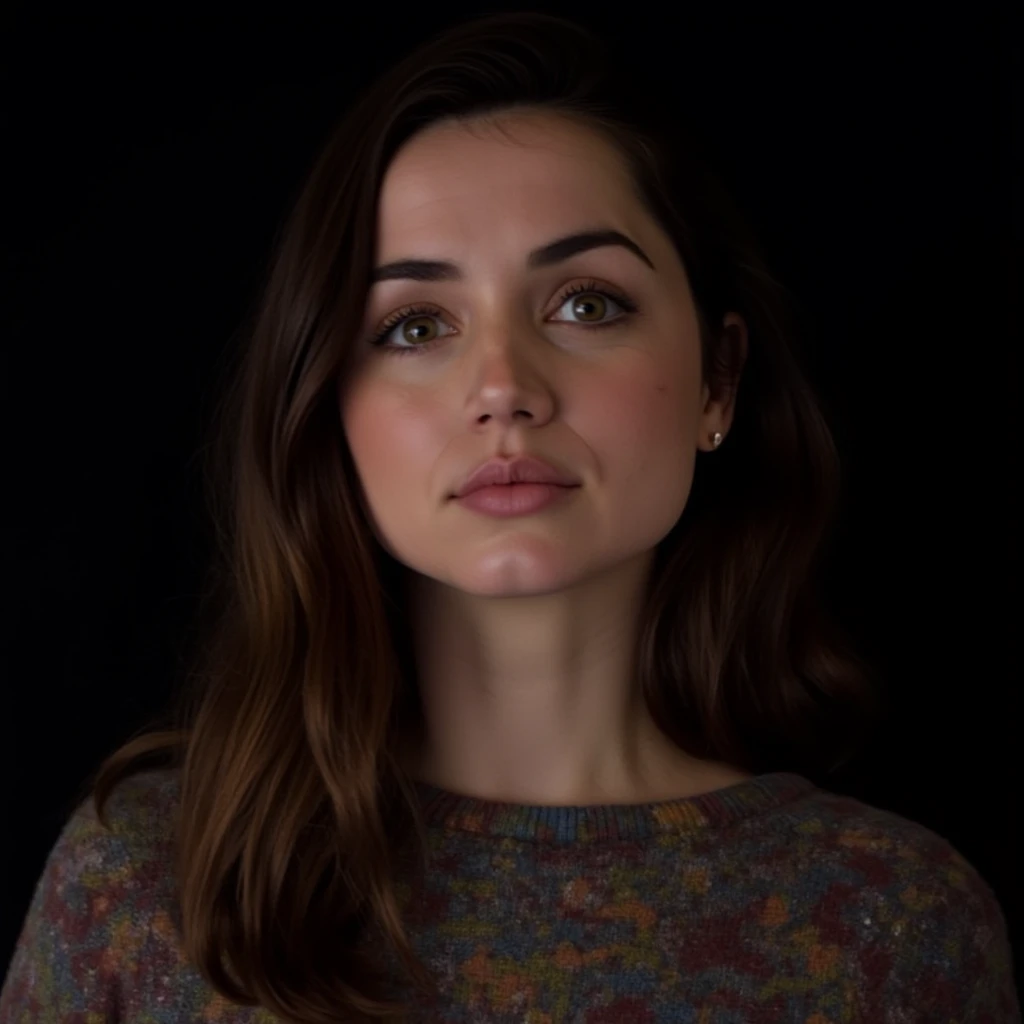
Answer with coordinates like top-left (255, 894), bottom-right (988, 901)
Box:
top-left (578, 369), bottom-right (694, 482)
top-left (344, 389), bottom-right (445, 502)
top-left (577, 371), bottom-right (697, 545)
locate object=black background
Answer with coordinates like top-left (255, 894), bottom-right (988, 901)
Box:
top-left (4, 2), bottom-right (1020, 993)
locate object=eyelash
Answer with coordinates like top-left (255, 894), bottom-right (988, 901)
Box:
top-left (367, 279), bottom-right (639, 357)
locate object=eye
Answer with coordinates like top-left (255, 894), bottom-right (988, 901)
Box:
top-left (550, 282), bottom-right (637, 327)
top-left (368, 303), bottom-right (453, 354)
top-left (367, 280), bottom-right (639, 357)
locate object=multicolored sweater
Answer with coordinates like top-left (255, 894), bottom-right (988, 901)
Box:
top-left (1, 768), bottom-right (1019, 1022)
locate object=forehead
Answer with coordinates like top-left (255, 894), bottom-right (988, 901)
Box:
top-left (376, 112), bottom-right (640, 239)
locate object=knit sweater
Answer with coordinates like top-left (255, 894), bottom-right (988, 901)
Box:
top-left (1, 768), bottom-right (1019, 1023)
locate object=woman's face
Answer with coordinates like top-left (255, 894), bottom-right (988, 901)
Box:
top-left (341, 110), bottom-right (741, 596)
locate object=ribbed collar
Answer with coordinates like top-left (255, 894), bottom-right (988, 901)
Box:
top-left (411, 771), bottom-right (815, 844)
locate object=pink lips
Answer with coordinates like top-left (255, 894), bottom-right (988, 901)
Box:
top-left (455, 481), bottom-right (577, 517)
top-left (452, 455), bottom-right (581, 518)
top-left (454, 455), bottom-right (580, 498)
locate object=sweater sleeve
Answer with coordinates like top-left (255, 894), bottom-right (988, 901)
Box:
top-left (882, 841), bottom-right (1021, 1023)
top-left (0, 797), bottom-right (151, 1022)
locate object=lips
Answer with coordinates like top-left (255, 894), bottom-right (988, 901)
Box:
top-left (454, 456), bottom-right (580, 498)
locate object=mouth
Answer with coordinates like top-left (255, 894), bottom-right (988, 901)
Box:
top-left (452, 481), bottom-right (579, 517)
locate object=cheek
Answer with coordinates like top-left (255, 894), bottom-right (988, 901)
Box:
top-left (580, 358), bottom-right (697, 481)
top-left (342, 385), bottom-right (441, 494)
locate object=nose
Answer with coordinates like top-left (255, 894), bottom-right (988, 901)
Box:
top-left (462, 332), bottom-right (557, 430)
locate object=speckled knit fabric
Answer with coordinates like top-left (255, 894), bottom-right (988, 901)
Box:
top-left (1, 767), bottom-right (1019, 1022)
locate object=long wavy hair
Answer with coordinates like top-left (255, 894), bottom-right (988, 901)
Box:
top-left (78, 10), bottom-right (885, 1023)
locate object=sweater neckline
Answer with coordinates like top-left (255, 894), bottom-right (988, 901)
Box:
top-left (410, 771), bottom-right (815, 843)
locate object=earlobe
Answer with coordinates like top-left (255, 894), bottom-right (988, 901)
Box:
top-left (698, 430), bottom-right (724, 453)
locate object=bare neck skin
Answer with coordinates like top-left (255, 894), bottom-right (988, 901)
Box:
top-left (396, 559), bottom-right (751, 807)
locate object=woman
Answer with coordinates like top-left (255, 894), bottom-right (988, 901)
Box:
top-left (2, 11), bottom-right (1017, 1024)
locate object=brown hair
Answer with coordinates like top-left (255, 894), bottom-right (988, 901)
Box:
top-left (79, 10), bottom-right (884, 1023)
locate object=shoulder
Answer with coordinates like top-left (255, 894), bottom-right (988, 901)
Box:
top-left (0, 768), bottom-right (183, 1017)
top-left (94, 766), bottom-right (182, 842)
top-left (48, 766), bottom-right (182, 901)
top-left (778, 782), bottom-right (1005, 911)
top-left (761, 781), bottom-right (1020, 1019)
top-left (69, 765), bottom-right (181, 847)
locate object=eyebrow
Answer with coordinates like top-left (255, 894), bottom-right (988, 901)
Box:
top-left (369, 229), bottom-right (655, 284)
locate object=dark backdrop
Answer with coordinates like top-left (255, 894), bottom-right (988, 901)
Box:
top-left (4, 3), bottom-right (1020, 990)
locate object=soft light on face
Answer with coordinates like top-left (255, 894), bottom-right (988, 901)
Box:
top-left (340, 110), bottom-right (713, 597)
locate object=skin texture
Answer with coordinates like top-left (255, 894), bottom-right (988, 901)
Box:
top-left (341, 109), bottom-right (751, 806)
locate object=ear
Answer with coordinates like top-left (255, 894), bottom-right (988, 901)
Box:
top-left (698, 312), bottom-right (748, 450)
